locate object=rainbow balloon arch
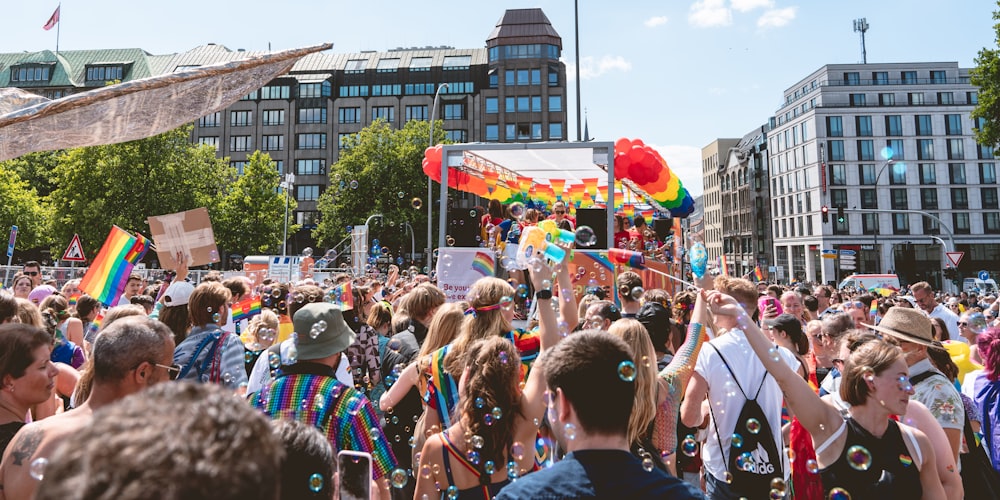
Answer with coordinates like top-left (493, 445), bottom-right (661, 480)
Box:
top-left (422, 138), bottom-right (695, 219)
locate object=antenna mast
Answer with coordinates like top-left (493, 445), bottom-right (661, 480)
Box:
top-left (853, 18), bottom-right (869, 64)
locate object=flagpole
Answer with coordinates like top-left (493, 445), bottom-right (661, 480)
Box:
top-left (56, 4), bottom-right (60, 53)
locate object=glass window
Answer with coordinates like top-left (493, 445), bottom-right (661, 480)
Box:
top-left (406, 105), bottom-right (428, 122)
top-left (296, 133), bottom-right (326, 150)
top-left (951, 188), bottom-right (969, 209)
top-left (505, 97), bottom-right (515, 113)
top-left (949, 163), bottom-right (966, 184)
top-left (344, 59), bottom-right (367, 73)
top-left (930, 70), bottom-right (946, 83)
top-left (908, 92), bottom-right (925, 105)
top-left (531, 69), bottom-right (541, 85)
top-left (338, 85), bottom-right (368, 97)
top-left (531, 123), bottom-right (542, 139)
top-left (954, 213), bottom-right (970, 234)
top-left (969, 91), bottom-right (979, 104)
top-left (443, 104), bottom-right (464, 120)
top-left (548, 65), bottom-right (559, 86)
top-left (919, 164), bottom-right (936, 184)
top-left (983, 187), bottom-right (999, 209)
top-left (517, 97), bottom-right (529, 112)
top-left (296, 159), bottom-right (325, 176)
top-left (489, 72), bottom-right (498, 88)
top-left (372, 106), bottom-right (395, 122)
top-left (948, 139), bottom-right (964, 160)
top-left (548, 95), bottom-right (562, 112)
top-left (860, 189), bottom-right (877, 209)
top-left (945, 114), bottom-right (963, 135)
top-left (981, 163), bottom-right (997, 183)
top-left (915, 115), bottom-right (933, 136)
top-left (885, 115), bottom-right (902, 136)
top-left (828, 140), bottom-right (845, 161)
top-left (261, 135), bottom-right (283, 151)
top-left (298, 82), bottom-right (331, 98)
top-left (549, 123), bottom-right (563, 139)
top-left (938, 92), bottom-right (954, 105)
top-left (831, 164), bottom-right (847, 185)
top-left (198, 136), bottom-right (219, 150)
top-left (505, 70), bottom-right (515, 86)
top-left (297, 108), bottom-right (325, 124)
top-left (890, 161), bottom-right (906, 185)
top-left (338, 133), bottom-right (353, 149)
top-left (375, 58), bottom-right (399, 72)
top-left (831, 189), bottom-right (847, 207)
top-left (198, 112), bottom-right (221, 127)
top-left (844, 72), bottom-right (860, 85)
top-left (263, 109), bottom-right (286, 125)
top-left (445, 130), bottom-right (467, 142)
top-left (531, 96), bottom-right (541, 112)
top-left (442, 55), bottom-right (471, 69)
top-left (410, 57), bottom-right (432, 71)
top-left (856, 116), bottom-right (873, 136)
top-left (901, 71), bottom-right (917, 84)
top-left (296, 185), bottom-right (321, 201)
top-left (371, 84), bottom-right (401, 96)
top-left (517, 70), bottom-right (529, 85)
top-left (260, 85), bottom-right (290, 100)
top-left (230, 136), bottom-right (252, 152)
top-left (879, 93), bottom-right (896, 106)
top-left (86, 64), bottom-right (124, 81)
top-left (920, 188), bottom-right (938, 209)
top-left (918, 139), bottom-right (935, 160)
top-left (230, 161), bottom-right (246, 173)
top-left (850, 93), bottom-right (866, 106)
top-left (873, 71), bottom-right (889, 85)
top-left (505, 124), bottom-right (516, 141)
top-left (985, 213), bottom-right (1000, 234)
top-left (827, 116), bottom-right (843, 137)
top-left (485, 98), bottom-right (498, 114)
top-left (338, 107), bottom-right (361, 124)
top-left (801, 121), bottom-right (809, 141)
top-left (891, 189), bottom-right (908, 210)
top-left (863, 213), bottom-right (877, 234)
top-left (893, 213), bottom-right (910, 234)
top-left (886, 139), bottom-right (904, 161)
top-left (11, 65), bottom-right (51, 82)
top-left (857, 140), bottom-right (875, 161)
top-left (980, 144), bottom-right (996, 160)
top-left (485, 125), bottom-right (499, 142)
top-left (231, 110), bottom-right (252, 127)
top-left (860, 164), bottom-right (876, 185)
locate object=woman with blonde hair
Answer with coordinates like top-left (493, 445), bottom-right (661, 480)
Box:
top-left (608, 319), bottom-right (661, 461)
top-left (242, 309), bottom-right (279, 377)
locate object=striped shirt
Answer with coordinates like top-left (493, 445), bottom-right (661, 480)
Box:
top-left (173, 324), bottom-right (248, 390)
top-left (251, 361), bottom-right (397, 480)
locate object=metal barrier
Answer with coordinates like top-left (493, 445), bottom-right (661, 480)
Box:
top-left (0, 266), bottom-right (221, 290)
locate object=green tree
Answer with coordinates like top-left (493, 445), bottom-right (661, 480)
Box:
top-left (0, 164), bottom-right (51, 249)
top-left (972, 2), bottom-right (1000, 146)
top-left (215, 151), bottom-right (297, 256)
top-left (0, 151), bottom-right (62, 198)
top-left (314, 119), bottom-right (446, 261)
top-left (49, 125), bottom-right (231, 259)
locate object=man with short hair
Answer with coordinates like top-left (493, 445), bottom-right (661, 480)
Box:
top-left (0, 316), bottom-right (175, 500)
top-left (583, 300), bottom-right (621, 331)
top-left (34, 383), bottom-right (283, 500)
top-left (251, 302), bottom-right (396, 500)
top-left (116, 273), bottom-right (144, 307)
top-left (496, 330), bottom-right (704, 499)
top-left (20, 262), bottom-right (41, 288)
top-left (813, 285), bottom-right (835, 316)
top-left (911, 281), bottom-right (960, 341)
top-left (548, 200), bottom-right (575, 229)
top-left (866, 306), bottom-right (965, 464)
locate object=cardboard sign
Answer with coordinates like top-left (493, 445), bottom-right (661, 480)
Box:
top-left (147, 207), bottom-right (220, 267)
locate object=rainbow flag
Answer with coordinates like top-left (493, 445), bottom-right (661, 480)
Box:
top-left (124, 233), bottom-right (151, 264)
top-left (328, 281), bottom-right (354, 310)
top-left (87, 310), bottom-right (105, 339)
top-left (79, 226), bottom-right (139, 306)
top-left (870, 298), bottom-right (879, 320)
top-left (232, 295), bottom-right (262, 323)
top-left (471, 251), bottom-right (495, 277)
top-left (718, 255), bottom-right (729, 277)
top-left (67, 293), bottom-right (80, 307)
top-left (754, 265), bottom-right (764, 282)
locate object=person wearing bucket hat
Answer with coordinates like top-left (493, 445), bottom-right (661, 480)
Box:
top-left (864, 306), bottom-right (965, 464)
top-left (252, 302), bottom-right (397, 498)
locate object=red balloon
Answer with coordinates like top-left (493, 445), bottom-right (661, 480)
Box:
top-left (615, 137), bottom-right (632, 156)
top-left (629, 145), bottom-right (645, 164)
top-left (632, 138), bottom-right (645, 147)
top-left (614, 153), bottom-right (632, 180)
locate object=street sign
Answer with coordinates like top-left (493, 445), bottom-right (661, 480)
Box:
top-left (979, 270), bottom-right (991, 281)
top-left (945, 251), bottom-right (965, 267)
top-left (841, 264), bottom-right (856, 270)
top-left (62, 234), bottom-right (87, 262)
top-left (839, 249), bottom-right (856, 256)
top-left (6, 226), bottom-right (17, 258)
top-left (822, 249), bottom-right (838, 259)
top-left (840, 255), bottom-right (857, 263)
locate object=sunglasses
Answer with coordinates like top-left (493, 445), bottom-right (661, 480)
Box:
top-left (958, 322), bottom-right (968, 327)
top-left (555, 210), bottom-right (565, 214)
top-left (155, 363), bottom-right (181, 380)
top-left (24, 271), bottom-right (39, 276)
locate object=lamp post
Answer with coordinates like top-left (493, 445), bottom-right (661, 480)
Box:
top-left (427, 83), bottom-right (450, 272)
top-left (403, 222), bottom-right (415, 266)
top-left (871, 159), bottom-right (895, 273)
top-left (280, 173), bottom-right (295, 279)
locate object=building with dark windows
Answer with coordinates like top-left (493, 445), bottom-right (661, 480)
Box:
top-left (0, 8), bottom-right (566, 252)
top-left (768, 62), bottom-right (997, 289)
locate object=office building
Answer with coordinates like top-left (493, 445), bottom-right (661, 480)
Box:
top-left (0, 8), bottom-right (567, 251)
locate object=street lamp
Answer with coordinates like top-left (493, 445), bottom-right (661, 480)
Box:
top-left (403, 222), bottom-right (415, 266)
top-left (871, 159), bottom-right (895, 273)
top-left (427, 83), bottom-right (450, 272)
top-left (280, 173), bottom-right (295, 277)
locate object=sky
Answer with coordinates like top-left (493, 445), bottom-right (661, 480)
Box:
top-left (4, 1), bottom-right (997, 197)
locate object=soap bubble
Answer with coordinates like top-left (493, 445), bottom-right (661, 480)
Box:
top-left (746, 418), bottom-right (761, 434)
top-left (563, 422), bottom-right (577, 440)
top-left (350, 180), bottom-right (359, 189)
top-left (398, 191), bottom-right (405, 199)
top-left (731, 433), bottom-right (744, 448)
top-left (846, 445), bottom-right (872, 471)
top-left (308, 473), bottom-right (324, 492)
top-left (390, 468), bottom-right (408, 488)
top-left (411, 197), bottom-right (423, 209)
top-left (681, 436), bottom-right (698, 456)
top-left (29, 457), bottom-right (47, 480)
top-left (630, 286), bottom-right (645, 300)
top-left (618, 360), bottom-right (637, 382)
top-left (805, 459), bottom-right (820, 474)
top-left (574, 226), bottom-right (597, 247)
top-left (828, 487), bottom-right (852, 500)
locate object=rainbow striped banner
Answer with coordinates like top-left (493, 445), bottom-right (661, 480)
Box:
top-left (232, 295), bottom-right (262, 323)
top-left (471, 251), bottom-right (495, 277)
top-left (79, 227), bottom-right (140, 306)
top-left (328, 281), bottom-right (354, 310)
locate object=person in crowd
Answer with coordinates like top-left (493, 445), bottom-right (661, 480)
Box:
top-left (69, 305), bottom-right (149, 408)
top-left (866, 307), bottom-right (965, 465)
top-left (481, 199), bottom-right (507, 247)
top-left (0, 292), bottom-right (17, 324)
top-left (635, 297), bottom-right (673, 371)
top-left (34, 383), bottom-right (283, 500)
top-left (0, 324), bottom-right (59, 457)
top-left (129, 294), bottom-right (155, 315)
top-left (172, 282), bottom-right (246, 390)
top-left (671, 290), bottom-right (697, 353)
top-left (716, 290), bottom-right (946, 499)
top-left (608, 319), bottom-right (664, 469)
top-left (58, 279), bottom-right (79, 302)
top-left (116, 273), bottom-right (144, 307)
top-left (39, 307), bottom-right (85, 371)
top-left (12, 299), bottom-right (43, 329)
top-left (157, 280), bottom-right (194, 344)
top-left (911, 281), bottom-right (960, 341)
top-left (931, 317), bottom-right (951, 343)
top-left (74, 294), bottom-right (101, 352)
top-left (613, 214), bottom-right (631, 249)
top-left (972, 326), bottom-right (1000, 472)
top-left (548, 200), bottom-right (575, 230)
top-left (272, 419), bottom-right (334, 500)
top-left (346, 297), bottom-right (381, 394)
top-left (495, 330), bottom-right (705, 499)
top-left (582, 300), bottom-right (621, 331)
top-left (366, 301), bottom-right (394, 410)
top-left (814, 285), bottom-right (835, 317)
top-left (765, 313), bottom-right (810, 379)
top-left (39, 294), bottom-right (84, 351)
top-left (251, 302), bottom-right (395, 500)
top-left (616, 271), bottom-right (644, 318)
top-left (681, 276), bottom-right (799, 500)
top-left (242, 309), bottom-right (279, 377)
top-left (816, 312), bottom-right (857, 397)
top-left (10, 275), bottom-right (32, 301)
top-left (20, 262), bottom-right (41, 289)
top-left (781, 290), bottom-right (808, 325)
top-left (27, 285), bottom-right (56, 306)
top-left (0, 316), bottom-right (176, 500)
top-left (957, 311), bottom-right (983, 364)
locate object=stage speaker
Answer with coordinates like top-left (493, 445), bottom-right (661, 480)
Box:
top-left (446, 206), bottom-right (482, 247)
top-left (575, 208), bottom-right (608, 249)
top-left (653, 218), bottom-right (673, 242)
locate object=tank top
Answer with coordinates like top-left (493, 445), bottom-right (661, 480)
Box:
top-left (818, 417), bottom-right (922, 499)
top-left (438, 431), bottom-right (511, 500)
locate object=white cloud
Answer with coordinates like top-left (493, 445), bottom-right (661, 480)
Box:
top-left (757, 7), bottom-right (797, 28)
top-left (688, 0), bottom-right (732, 28)
top-left (644, 16), bottom-right (669, 28)
top-left (564, 55), bottom-right (633, 81)
top-left (731, 0), bottom-right (774, 12)
top-left (649, 144), bottom-right (704, 197)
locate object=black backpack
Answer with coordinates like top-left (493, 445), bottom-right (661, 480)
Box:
top-left (707, 344), bottom-right (783, 496)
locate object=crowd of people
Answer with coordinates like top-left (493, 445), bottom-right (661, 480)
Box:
top-left (1, 229), bottom-right (1000, 499)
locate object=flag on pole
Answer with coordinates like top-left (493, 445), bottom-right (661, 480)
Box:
top-left (754, 265), bottom-right (765, 282)
top-left (79, 226), bottom-right (139, 306)
top-left (43, 6), bottom-right (60, 31)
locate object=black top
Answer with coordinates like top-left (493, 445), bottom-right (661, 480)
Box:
top-left (379, 317), bottom-right (427, 483)
top-left (495, 449), bottom-right (705, 500)
top-left (0, 421), bottom-right (25, 458)
top-left (819, 418), bottom-right (922, 500)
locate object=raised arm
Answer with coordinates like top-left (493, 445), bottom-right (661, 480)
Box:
top-left (555, 257), bottom-right (578, 330)
top-left (521, 260), bottom-right (559, 422)
top-left (708, 291), bottom-right (843, 443)
top-left (660, 290), bottom-right (711, 397)
top-left (378, 361), bottom-right (418, 412)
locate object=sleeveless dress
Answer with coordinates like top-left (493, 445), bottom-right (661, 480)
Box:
top-left (817, 417), bottom-right (923, 499)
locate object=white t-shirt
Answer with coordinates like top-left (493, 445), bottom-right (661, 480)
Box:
top-left (246, 341), bottom-right (353, 395)
top-left (930, 304), bottom-right (961, 342)
top-left (694, 328), bottom-right (800, 483)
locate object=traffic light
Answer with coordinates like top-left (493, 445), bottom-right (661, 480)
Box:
top-left (821, 205), bottom-right (829, 223)
top-left (836, 206), bottom-right (845, 224)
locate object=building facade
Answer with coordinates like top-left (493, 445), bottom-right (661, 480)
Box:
top-left (701, 138), bottom-right (739, 272)
top-left (0, 8), bottom-right (567, 252)
top-left (768, 62), bottom-right (996, 288)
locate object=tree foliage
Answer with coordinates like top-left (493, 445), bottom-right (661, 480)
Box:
top-left (0, 151), bottom-right (62, 198)
top-left (0, 164), bottom-right (50, 249)
top-left (972, 2), bottom-right (1000, 147)
top-left (214, 151), bottom-right (296, 256)
top-left (314, 119), bottom-right (446, 261)
top-left (49, 125), bottom-right (231, 258)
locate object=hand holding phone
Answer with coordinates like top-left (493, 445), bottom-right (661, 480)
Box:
top-left (337, 450), bottom-right (372, 500)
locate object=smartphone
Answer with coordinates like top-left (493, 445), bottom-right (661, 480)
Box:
top-left (758, 296), bottom-right (783, 318)
top-left (337, 450), bottom-right (372, 500)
